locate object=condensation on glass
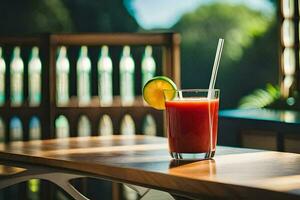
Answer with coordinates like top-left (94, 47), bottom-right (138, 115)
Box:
top-left (29, 116), bottom-right (41, 140)
top-left (142, 114), bottom-right (157, 136)
top-left (10, 117), bottom-right (23, 141)
top-left (120, 114), bottom-right (135, 135)
top-left (98, 114), bottom-right (113, 136)
top-left (282, 19), bottom-right (294, 47)
top-left (77, 115), bottom-right (91, 137)
top-left (55, 115), bottom-right (69, 138)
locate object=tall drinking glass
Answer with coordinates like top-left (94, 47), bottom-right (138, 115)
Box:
top-left (164, 89), bottom-right (220, 160)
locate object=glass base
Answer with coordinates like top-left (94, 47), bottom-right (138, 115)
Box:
top-left (170, 151), bottom-right (215, 160)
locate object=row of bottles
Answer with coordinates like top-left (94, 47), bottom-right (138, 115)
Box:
top-left (0, 45), bottom-right (156, 107)
top-left (0, 47), bottom-right (41, 106)
top-left (55, 113), bottom-right (157, 138)
top-left (56, 45), bottom-right (156, 106)
top-left (0, 116), bottom-right (41, 141)
top-left (0, 114), bottom-right (156, 141)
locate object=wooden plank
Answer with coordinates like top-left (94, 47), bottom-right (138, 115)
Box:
top-left (284, 134), bottom-right (300, 153)
top-left (240, 130), bottom-right (278, 151)
top-left (0, 135), bottom-right (300, 199)
top-left (49, 33), bottom-right (180, 46)
top-left (0, 36), bottom-right (41, 45)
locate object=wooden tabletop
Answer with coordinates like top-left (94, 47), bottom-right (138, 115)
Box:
top-left (0, 135), bottom-right (300, 199)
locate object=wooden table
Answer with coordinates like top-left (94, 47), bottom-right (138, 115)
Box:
top-left (0, 135), bottom-right (300, 199)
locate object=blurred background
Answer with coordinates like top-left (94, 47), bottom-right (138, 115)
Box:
top-left (0, 0), bottom-right (278, 109)
top-left (0, 1), bottom-right (287, 199)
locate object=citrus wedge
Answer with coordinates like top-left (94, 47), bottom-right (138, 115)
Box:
top-left (143, 76), bottom-right (177, 110)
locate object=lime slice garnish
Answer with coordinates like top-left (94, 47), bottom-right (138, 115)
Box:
top-left (143, 76), bottom-right (177, 110)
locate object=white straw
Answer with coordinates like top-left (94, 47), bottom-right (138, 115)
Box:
top-left (208, 38), bottom-right (224, 98)
top-left (207, 38), bottom-right (224, 157)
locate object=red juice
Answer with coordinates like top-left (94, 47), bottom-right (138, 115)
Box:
top-left (165, 99), bottom-right (219, 153)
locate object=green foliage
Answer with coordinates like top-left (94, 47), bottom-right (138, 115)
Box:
top-left (0, 0), bottom-right (73, 34)
top-left (0, 0), bottom-right (139, 34)
top-left (31, 0), bottom-right (73, 32)
top-left (238, 84), bottom-right (280, 109)
top-left (174, 3), bottom-right (272, 62)
top-left (63, 0), bottom-right (139, 32)
top-left (172, 3), bottom-right (278, 108)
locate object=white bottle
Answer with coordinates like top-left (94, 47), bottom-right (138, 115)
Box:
top-left (55, 115), bottom-right (69, 138)
top-left (10, 47), bottom-right (24, 106)
top-left (10, 117), bottom-right (22, 141)
top-left (56, 46), bottom-right (70, 106)
top-left (142, 114), bottom-right (156, 136)
top-left (99, 114), bottom-right (113, 136)
top-left (120, 114), bottom-right (135, 135)
top-left (28, 47), bottom-right (42, 106)
top-left (77, 46), bottom-right (91, 106)
top-left (78, 115), bottom-right (91, 137)
top-left (142, 46), bottom-right (156, 88)
top-left (98, 46), bottom-right (113, 106)
top-left (120, 46), bottom-right (135, 106)
top-left (29, 117), bottom-right (41, 140)
top-left (0, 118), bottom-right (5, 143)
top-left (0, 47), bottom-right (5, 106)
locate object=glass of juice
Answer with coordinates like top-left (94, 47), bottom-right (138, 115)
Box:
top-left (164, 89), bottom-right (220, 160)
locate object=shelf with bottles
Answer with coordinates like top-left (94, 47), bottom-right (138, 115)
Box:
top-left (51, 36), bottom-right (179, 138)
top-left (54, 105), bottom-right (163, 138)
top-left (0, 32), bottom-right (180, 142)
top-left (0, 45), bottom-right (46, 110)
top-left (50, 33), bottom-right (180, 106)
top-left (0, 32), bottom-right (180, 200)
top-left (54, 44), bottom-right (164, 108)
